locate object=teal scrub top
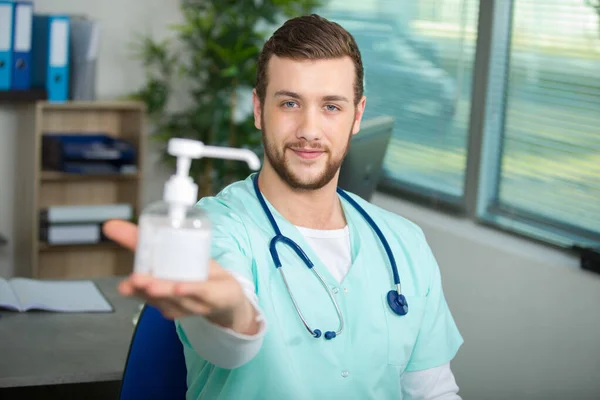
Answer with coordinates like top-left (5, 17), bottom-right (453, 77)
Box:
top-left (175, 174), bottom-right (463, 399)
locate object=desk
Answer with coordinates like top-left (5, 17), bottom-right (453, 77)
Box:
top-left (0, 276), bottom-right (142, 396)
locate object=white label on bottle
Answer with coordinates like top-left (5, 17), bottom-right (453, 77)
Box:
top-left (153, 227), bottom-right (212, 281)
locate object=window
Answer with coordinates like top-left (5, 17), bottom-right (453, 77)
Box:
top-left (319, 1), bottom-right (480, 204)
top-left (478, 0), bottom-right (600, 247)
top-left (318, 0), bottom-right (600, 249)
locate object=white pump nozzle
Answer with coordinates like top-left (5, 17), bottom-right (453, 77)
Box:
top-left (164, 138), bottom-right (261, 210)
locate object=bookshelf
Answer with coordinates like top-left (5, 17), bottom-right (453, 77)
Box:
top-left (13, 100), bottom-right (146, 279)
top-left (0, 88), bottom-right (47, 103)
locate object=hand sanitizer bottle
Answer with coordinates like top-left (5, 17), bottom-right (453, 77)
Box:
top-left (133, 138), bottom-right (261, 281)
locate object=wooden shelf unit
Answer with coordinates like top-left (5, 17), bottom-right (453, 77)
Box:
top-left (13, 101), bottom-right (146, 279)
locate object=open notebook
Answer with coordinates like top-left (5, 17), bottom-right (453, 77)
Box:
top-left (0, 277), bottom-right (113, 313)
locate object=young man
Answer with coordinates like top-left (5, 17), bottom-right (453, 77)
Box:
top-left (105, 14), bottom-right (463, 399)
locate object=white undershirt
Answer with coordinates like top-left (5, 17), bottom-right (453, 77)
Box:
top-left (177, 226), bottom-right (461, 399)
top-left (294, 225), bottom-right (352, 284)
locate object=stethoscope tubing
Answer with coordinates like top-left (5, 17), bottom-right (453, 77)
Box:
top-left (252, 173), bottom-right (405, 340)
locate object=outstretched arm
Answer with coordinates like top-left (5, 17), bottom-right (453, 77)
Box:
top-left (103, 219), bottom-right (266, 369)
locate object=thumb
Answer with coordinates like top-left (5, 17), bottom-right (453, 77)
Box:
top-left (103, 219), bottom-right (138, 251)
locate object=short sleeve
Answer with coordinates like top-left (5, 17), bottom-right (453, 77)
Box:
top-left (195, 197), bottom-right (256, 289)
top-left (405, 238), bottom-right (463, 372)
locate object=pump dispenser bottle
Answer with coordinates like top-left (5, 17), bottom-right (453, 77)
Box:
top-left (134, 138), bottom-right (261, 281)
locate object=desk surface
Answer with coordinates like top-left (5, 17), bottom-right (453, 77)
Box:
top-left (0, 276), bottom-right (143, 388)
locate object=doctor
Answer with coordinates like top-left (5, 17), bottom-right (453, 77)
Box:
top-left (104, 14), bottom-right (463, 399)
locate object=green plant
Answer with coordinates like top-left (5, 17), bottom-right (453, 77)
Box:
top-left (129, 0), bottom-right (322, 197)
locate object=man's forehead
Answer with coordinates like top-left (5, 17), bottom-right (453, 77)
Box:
top-left (266, 55), bottom-right (355, 96)
top-left (267, 54), bottom-right (355, 70)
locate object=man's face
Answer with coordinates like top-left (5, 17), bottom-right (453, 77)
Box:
top-left (253, 55), bottom-right (366, 190)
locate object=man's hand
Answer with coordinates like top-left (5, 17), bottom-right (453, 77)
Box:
top-left (102, 219), bottom-right (259, 336)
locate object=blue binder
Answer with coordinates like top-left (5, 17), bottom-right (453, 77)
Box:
top-left (0, 1), bottom-right (15, 90)
top-left (32, 15), bottom-right (70, 102)
top-left (10, 1), bottom-right (33, 90)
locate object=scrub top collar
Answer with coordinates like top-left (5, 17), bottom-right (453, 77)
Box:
top-left (246, 173), bottom-right (367, 286)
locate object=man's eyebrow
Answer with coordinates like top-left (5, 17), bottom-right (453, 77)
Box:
top-left (274, 90), bottom-right (302, 99)
top-left (273, 91), bottom-right (350, 103)
top-left (323, 95), bottom-right (350, 103)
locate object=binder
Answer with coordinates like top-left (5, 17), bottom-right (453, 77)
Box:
top-left (0, 1), bottom-right (14, 90)
top-left (40, 204), bottom-right (134, 224)
top-left (39, 223), bottom-right (102, 245)
top-left (32, 15), bottom-right (70, 102)
top-left (69, 16), bottom-right (100, 100)
top-left (10, 1), bottom-right (33, 90)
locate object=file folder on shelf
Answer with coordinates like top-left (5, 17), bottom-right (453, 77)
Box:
top-left (0, 1), bottom-right (14, 90)
top-left (10, 1), bottom-right (33, 90)
top-left (39, 223), bottom-right (102, 245)
top-left (69, 16), bottom-right (100, 101)
top-left (32, 15), bottom-right (70, 102)
top-left (42, 134), bottom-right (138, 174)
top-left (40, 204), bottom-right (134, 225)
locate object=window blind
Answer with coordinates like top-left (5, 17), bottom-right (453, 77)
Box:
top-left (492, 0), bottom-right (600, 241)
top-left (319, 0), bottom-right (480, 201)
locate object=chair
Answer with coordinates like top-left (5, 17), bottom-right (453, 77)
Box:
top-left (119, 304), bottom-right (188, 400)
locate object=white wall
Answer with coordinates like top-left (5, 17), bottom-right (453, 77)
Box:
top-left (373, 192), bottom-right (600, 400)
top-left (0, 0), bottom-right (180, 277)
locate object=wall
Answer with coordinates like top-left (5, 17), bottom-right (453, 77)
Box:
top-left (0, 0), bottom-right (180, 277)
top-left (372, 191), bottom-right (600, 400)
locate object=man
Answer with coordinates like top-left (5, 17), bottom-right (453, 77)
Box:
top-left (104, 14), bottom-right (463, 399)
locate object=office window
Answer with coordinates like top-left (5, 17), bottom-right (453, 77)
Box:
top-left (319, 1), bottom-right (480, 203)
top-left (479, 0), bottom-right (600, 247)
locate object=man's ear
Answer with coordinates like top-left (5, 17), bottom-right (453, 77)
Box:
top-left (252, 89), bottom-right (262, 130)
top-left (352, 95), bottom-right (367, 135)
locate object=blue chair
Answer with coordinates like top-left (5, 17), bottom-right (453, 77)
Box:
top-left (119, 304), bottom-right (188, 399)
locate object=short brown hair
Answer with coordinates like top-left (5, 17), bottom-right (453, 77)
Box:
top-left (255, 14), bottom-right (364, 106)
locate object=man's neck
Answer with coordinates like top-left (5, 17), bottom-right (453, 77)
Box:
top-left (257, 165), bottom-right (346, 230)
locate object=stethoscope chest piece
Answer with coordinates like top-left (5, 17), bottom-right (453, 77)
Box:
top-left (387, 290), bottom-right (409, 316)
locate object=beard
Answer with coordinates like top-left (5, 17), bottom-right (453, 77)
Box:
top-left (261, 113), bottom-right (354, 191)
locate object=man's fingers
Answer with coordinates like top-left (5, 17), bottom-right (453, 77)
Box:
top-left (118, 264), bottom-right (242, 319)
top-left (144, 278), bottom-right (177, 298)
top-left (207, 260), bottom-right (228, 278)
top-left (173, 297), bottom-right (211, 316)
top-left (174, 278), bottom-right (241, 309)
top-left (173, 281), bottom-right (207, 297)
top-left (102, 219), bottom-right (138, 251)
top-left (118, 279), bottom-right (135, 296)
top-left (129, 273), bottom-right (154, 289)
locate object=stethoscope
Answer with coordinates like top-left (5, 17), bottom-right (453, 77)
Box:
top-left (252, 174), bottom-right (409, 340)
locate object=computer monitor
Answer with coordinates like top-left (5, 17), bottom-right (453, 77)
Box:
top-left (338, 115), bottom-right (394, 202)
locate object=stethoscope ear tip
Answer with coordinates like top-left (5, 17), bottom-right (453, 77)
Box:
top-left (313, 329), bottom-right (322, 338)
top-left (387, 290), bottom-right (409, 316)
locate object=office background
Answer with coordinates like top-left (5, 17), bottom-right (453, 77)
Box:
top-left (0, 0), bottom-right (599, 399)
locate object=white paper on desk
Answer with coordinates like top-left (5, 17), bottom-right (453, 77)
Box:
top-left (0, 278), bottom-right (113, 312)
top-left (0, 278), bottom-right (22, 312)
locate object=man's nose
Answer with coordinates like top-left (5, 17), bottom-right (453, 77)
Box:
top-left (296, 109), bottom-right (322, 142)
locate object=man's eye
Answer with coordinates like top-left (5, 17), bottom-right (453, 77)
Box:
top-left (325, 105), bottom-right (339, 112)
top-left (283, 101), bottom-right (297, 108)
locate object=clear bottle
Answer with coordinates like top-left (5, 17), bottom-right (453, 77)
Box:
top-left (133, 138), bottom-right (261, 282)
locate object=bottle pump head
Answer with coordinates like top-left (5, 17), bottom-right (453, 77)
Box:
top-left (164, 138), bottom-right (261, 207)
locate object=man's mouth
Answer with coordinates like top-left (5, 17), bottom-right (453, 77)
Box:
top-left (290, 148), bottom-right (325, 160)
